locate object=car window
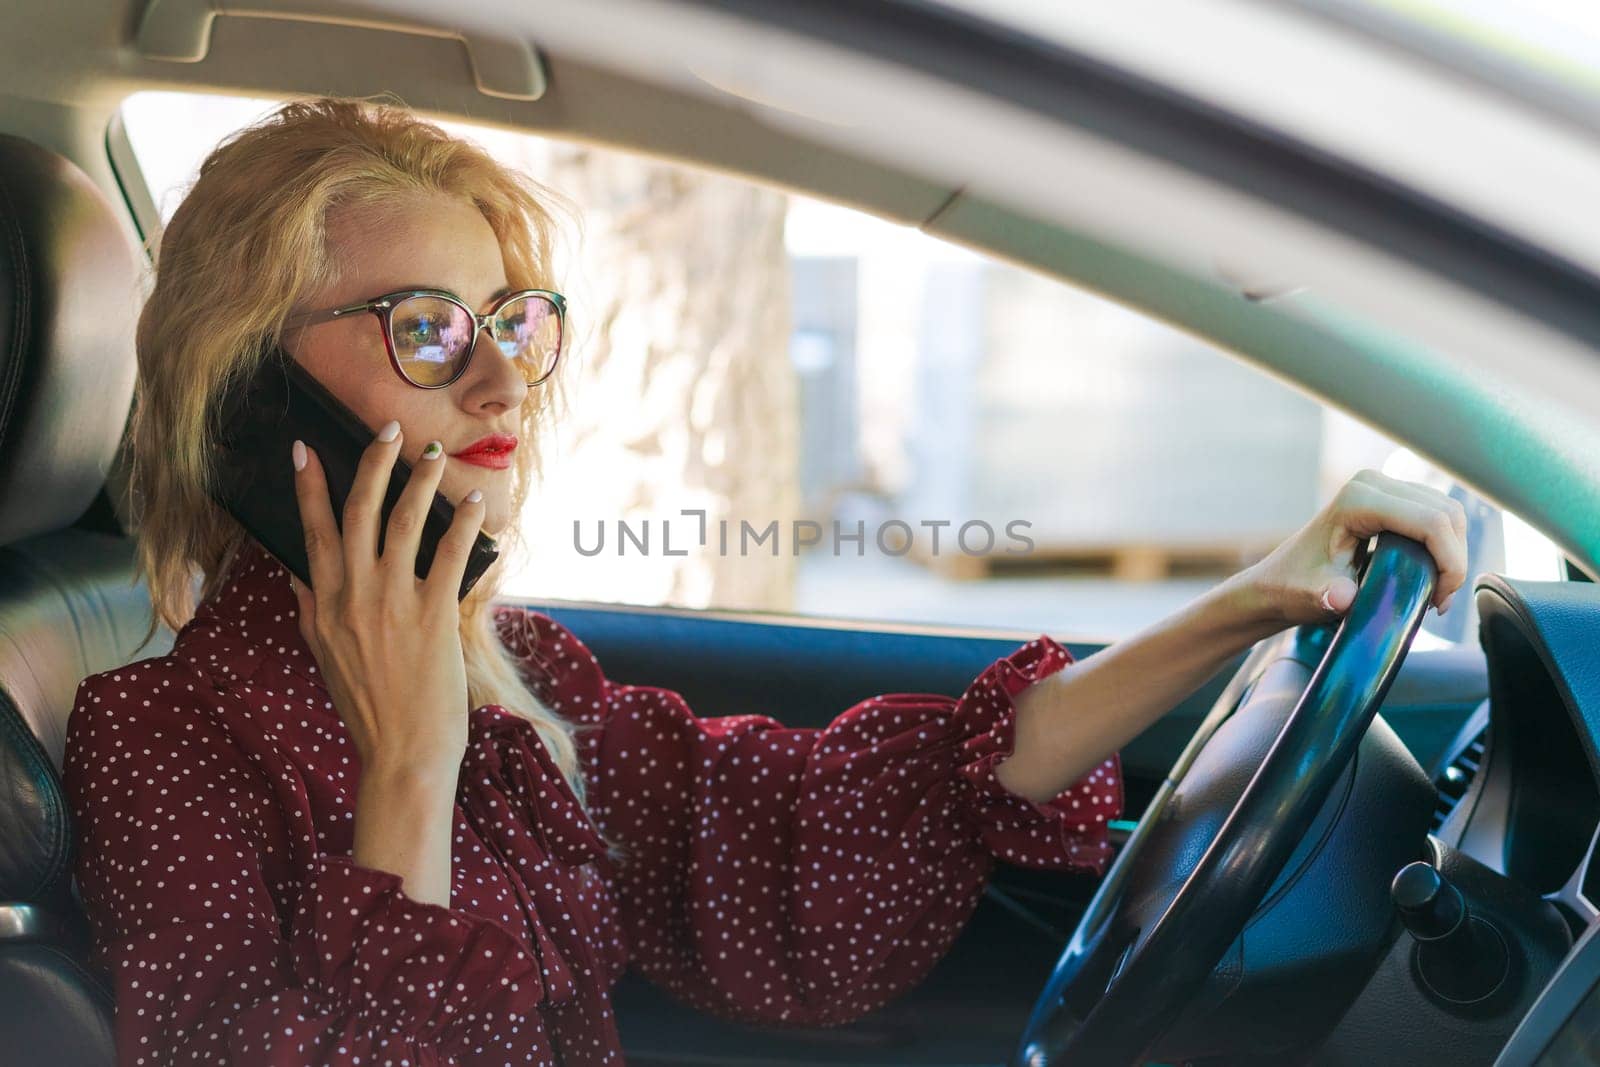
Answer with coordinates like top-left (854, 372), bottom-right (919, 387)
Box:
top-left (115, 90), bottom-right (1566, 644)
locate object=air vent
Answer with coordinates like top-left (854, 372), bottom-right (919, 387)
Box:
top-left (1432, 726), bottom-right (1488, 831)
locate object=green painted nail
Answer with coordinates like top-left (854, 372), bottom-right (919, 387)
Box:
top-left (421, 440), bottom-right (443, 460)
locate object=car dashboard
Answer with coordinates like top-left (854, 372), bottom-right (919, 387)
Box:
top-left (1426, 573), bottom-right (1600, 1064)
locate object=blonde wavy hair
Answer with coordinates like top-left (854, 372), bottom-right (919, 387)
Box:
top-left (123, 93), bottom-right (606, 826)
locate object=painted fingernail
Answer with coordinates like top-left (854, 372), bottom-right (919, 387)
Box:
top-left (378, 420), bottom-right (401, 442)
top-left (465, 489), bottom-right (483, 503)
top-left (421, 440), bottom-right (443, 460)
top-left (292, 439), bottom-right (306, 471)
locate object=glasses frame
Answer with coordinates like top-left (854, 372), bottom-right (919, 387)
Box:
top-left (283, 287), bottom-right (568, 389)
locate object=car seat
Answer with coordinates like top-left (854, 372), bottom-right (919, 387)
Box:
top-left (0, 131), bottom-right (174, 1065)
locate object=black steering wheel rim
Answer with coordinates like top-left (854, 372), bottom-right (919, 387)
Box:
top-left (1013, 531), bottom-right (1439, 1066)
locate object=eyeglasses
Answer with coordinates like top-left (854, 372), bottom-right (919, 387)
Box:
top-left (283, 287), bottom-right (566, 389)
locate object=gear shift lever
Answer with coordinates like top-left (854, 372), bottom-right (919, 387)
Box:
top-left (1391, 860), bottom-right (1511, 1005)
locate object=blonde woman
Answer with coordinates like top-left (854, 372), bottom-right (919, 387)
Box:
top-left (61, 96), bottom-right (1467, 1066)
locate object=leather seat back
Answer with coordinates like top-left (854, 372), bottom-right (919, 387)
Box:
top-left (0, 132), bottom-right (163, 1065)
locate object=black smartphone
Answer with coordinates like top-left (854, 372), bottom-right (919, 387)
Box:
top-left (209, 342), bottom-right (500, 601)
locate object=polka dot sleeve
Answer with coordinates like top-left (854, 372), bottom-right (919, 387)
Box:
top-left (61, 661), bottom-right (547, 1065)
top-left (947, 635), bottom-right (1123, 869)
top-left (498, 608), bottom-right (1123, 1030)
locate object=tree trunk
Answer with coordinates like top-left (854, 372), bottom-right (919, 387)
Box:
top-left (508, 145), bottom-right (799, 612)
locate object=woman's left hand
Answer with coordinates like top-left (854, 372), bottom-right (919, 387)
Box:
top-left (1242, 468), bottom-right (1470, 627)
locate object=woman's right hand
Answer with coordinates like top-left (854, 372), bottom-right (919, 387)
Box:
top-left (287, 420), bottom-right (486, 778)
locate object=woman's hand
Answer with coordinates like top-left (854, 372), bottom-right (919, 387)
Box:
top-left (287, 420), bottom-right (487, 777)
top-left (1242, 468), bottom-right (1470, 627)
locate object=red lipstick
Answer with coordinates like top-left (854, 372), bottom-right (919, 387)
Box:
top-left (451, 433), bottom-right (518, 470)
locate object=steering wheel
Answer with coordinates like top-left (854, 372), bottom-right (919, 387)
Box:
top-left (1012, 531), bottom-right (1439, 1066)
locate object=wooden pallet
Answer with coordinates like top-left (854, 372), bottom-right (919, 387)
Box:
top-left (912, 540), bottom-right (1277, 582)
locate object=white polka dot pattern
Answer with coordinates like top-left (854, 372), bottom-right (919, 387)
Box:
top-left (59, 538), bottom-right (1122, 1064)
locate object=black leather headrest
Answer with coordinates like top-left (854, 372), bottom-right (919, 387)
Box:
top-left (0, 135), bottom-right (141, 547)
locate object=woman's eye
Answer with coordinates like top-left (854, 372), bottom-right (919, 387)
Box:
top-left (398, 317), bottom-right (436, 342)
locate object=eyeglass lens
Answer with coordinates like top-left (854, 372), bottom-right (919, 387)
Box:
top-left (390, 293), bottom-right (562, 387)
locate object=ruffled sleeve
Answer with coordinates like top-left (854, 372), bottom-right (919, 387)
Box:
top-left (280, 854), bottom-right (547, 1047)
top-left (61, 660), bottom-right (555, 1066)
top-left (950, 634), bottom-right (1123, 869)
top-left (494, 606), bottom-right (1122, 1029)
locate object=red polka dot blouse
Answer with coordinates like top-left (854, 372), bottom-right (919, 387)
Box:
top-left (61, 538), bottom-right (1122, 1065)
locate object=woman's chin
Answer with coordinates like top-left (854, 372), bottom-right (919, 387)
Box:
top-left (439, 482), bottom-right (507, 539)
top-left (479, 504), bottom-right (510, 539)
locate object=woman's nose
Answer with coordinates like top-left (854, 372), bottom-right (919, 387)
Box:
top-left (460, 328), bottom-right (530, 411)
